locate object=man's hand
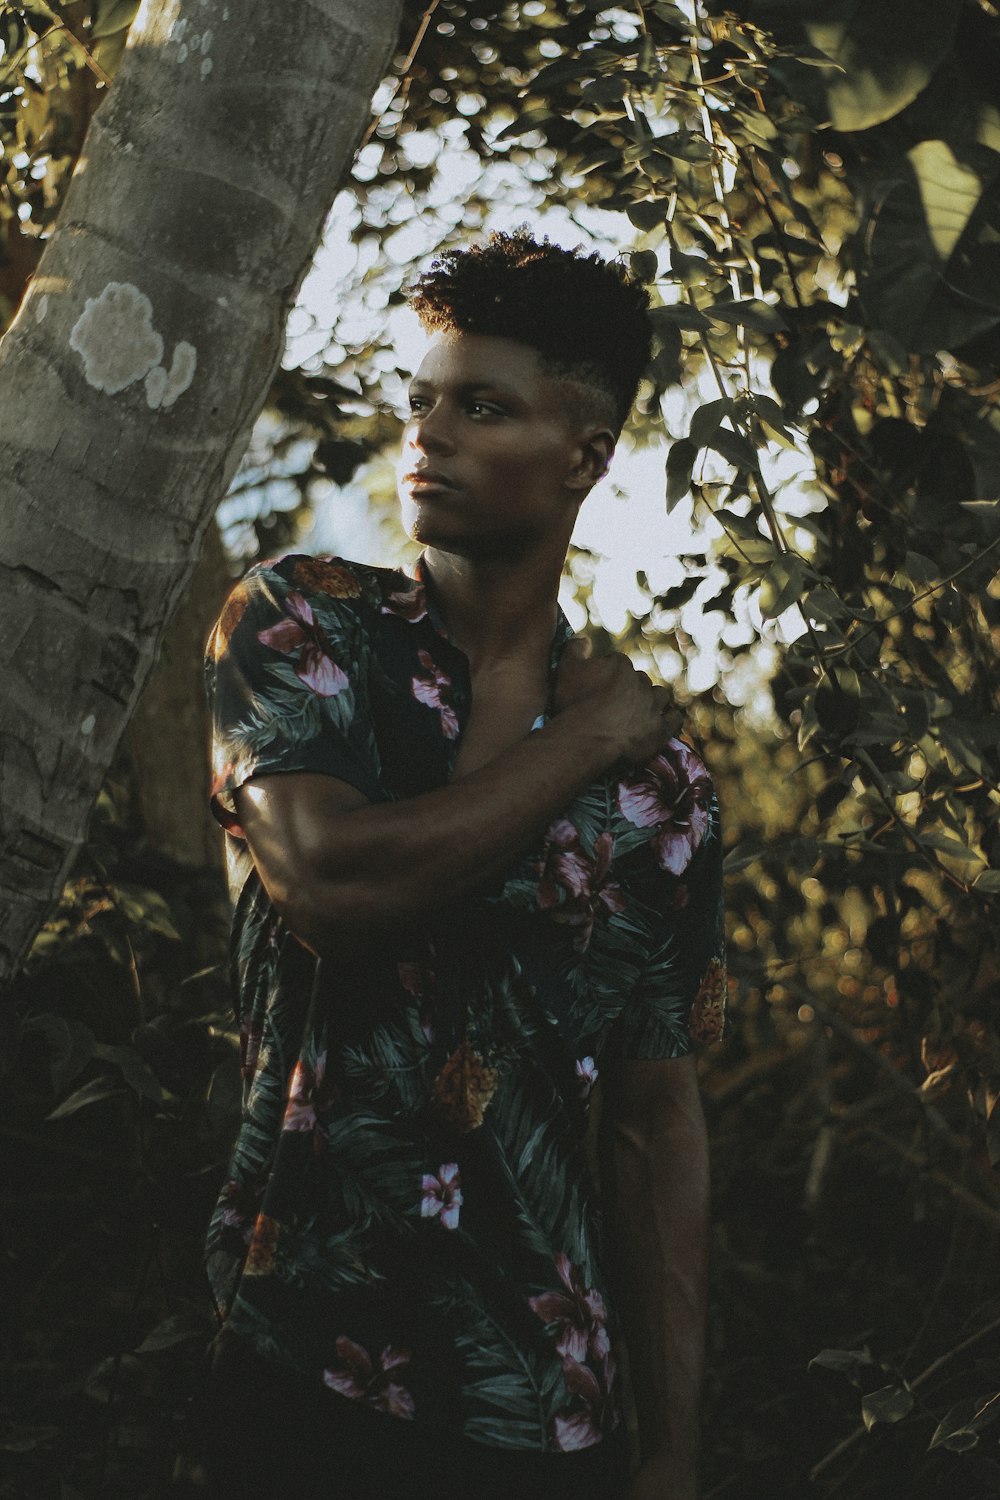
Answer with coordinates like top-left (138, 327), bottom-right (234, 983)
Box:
top-left (554, 636), bottom-right (683, 763)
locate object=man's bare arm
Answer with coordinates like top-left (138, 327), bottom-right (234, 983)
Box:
top-left (234, 642), bottom-right (680, 957)
top-left (602, 1054), bottom-right (709, 1500)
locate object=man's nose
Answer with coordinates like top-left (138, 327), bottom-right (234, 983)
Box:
top-left (410, 402), bottom-right (455, 455)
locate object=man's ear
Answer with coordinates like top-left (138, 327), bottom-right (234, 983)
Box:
top-left (567, 427), bottom-right (616, 494)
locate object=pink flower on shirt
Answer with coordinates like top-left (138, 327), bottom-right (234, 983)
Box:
top-left (421, 1162), bottom-right (463, 1230)
top-left (411, 649), bottom-right (460, 739)
top-left (380, 580), bottom-right (429, 622)
top-left (257, 590), bottom-right (349, 697)
top-left (536, 824), bottom-right (625, 951)
top-left (323, 1338), bottom-right (415, 1420)
top-left (617, 739), bottom-right (712, 876)
top-left (552, 1351), bottom-right (617, 1451)
top-left (529, 1253), bottom-right (610, 1365)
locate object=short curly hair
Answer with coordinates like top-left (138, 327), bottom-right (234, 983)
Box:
top-left (405, 230), bottom-right (652, 435)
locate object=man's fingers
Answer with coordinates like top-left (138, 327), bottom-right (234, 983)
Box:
top-left (660, 707), bottom-right (683, 740)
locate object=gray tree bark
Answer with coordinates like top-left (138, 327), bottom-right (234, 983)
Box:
top-left (0, 0), bottom-right (404, 978)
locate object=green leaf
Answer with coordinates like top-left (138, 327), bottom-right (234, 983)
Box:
top-left (907, 139), bottom-right (983, 261)
top-left (809, 1347), bottom-right (875, 1379)
top-left (21, 1012), bottom-right (96, 1092)
top-left (629, 250), bottom-right (658, 283)
top-left (815, 666), bottom-right (862, 734)
top-left (929, 1393), bottom-right (1000, 1452)
top-left (973, 871), bottom-right (1000, 894)
top-left (626, 199), bottom-right (667, 232)
top-left (714, 508), bottom-right (763, 542)
top-left (863, 1384), bottom-right (915, 1431)
top-left (135, 1311), bottom-right (210, 1353)
top-left (91, 0), bottom-right (140, 38)
top-left (45, 1076), bottom-right (127, 1121)
top-left (668, 249), bottom-right (710, 286)
top-left (92, 1043), bottom-right (165, 1103)
top-left (708, 428), bottom-right (758, 470)
top-left (649, 303), bottom-right (713, 333)
top-left (759, 555), bottom-right (809, 619)
top-left (494, 109), bottom-right (554, 141)
top-left (803, 3), bottom-right (963, 131)
top-left (707, 299), bottom-right (787, 334)
top-left (689, 398), bottom-right (732, 448)
top-left (666, 439), bottom-right (697, 510)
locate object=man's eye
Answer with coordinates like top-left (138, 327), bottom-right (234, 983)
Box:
top-left (469, 401), bottom-right (502, 417)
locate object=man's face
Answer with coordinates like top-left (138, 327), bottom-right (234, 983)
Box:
top-left (397, 331), bottom-right (609, 560)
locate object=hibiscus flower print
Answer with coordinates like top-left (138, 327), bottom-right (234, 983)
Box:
top-left (256, 590), bottom-right (349, 697)
top-left (529, 1253), bottom-right (611, 1365)
top-left (282, 1051), bottom-right (327, 1132)
top-left (380, 579), bottom-right (428, 622)
top-left (617, 739), bottom-right (712, 876)
top-left (576, 1056), bottom-right (599, 1098)
top-left (552, 1351), bottom-right (617, 1452)
top-left (410, 649), bottom-right (460, 739)
top-left (323, 1338), bottom-right (415, 1420)
top-left (688, 957), bottom-right (727, 1044)
top-left (421, 1162), bottom-right (463, 1230)
top-left (536, 824), bottom-right (625, 952)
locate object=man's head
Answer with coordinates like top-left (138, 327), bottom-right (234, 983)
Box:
top-left (405, 229), bottom-right (652, 438)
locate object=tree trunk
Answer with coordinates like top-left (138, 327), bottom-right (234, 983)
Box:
top-left (124, 518), bottom-right (231, 869)
top-left (0, 0), bottom-right (404, 978)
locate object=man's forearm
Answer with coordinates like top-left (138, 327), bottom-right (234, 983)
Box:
top-left (239, 707), bottom-right (622, 954)
top-left (604, 1058), bottom-right (710, 1492)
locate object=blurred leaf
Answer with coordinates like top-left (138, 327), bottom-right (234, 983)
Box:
top-left (92, 1043), bottom-right (165, 1103)
top-left (21, 1012), bottom-right (96, 1092)
top-left (708, 427), bottom-right (758, 470)
top-left (707, 299), bottom-right (787, 334)
top-left (649, 303), bottom-right (712, 332)
top-left (972, 870), bottom-right (1000, 894)
top-left (908, 139), bottom-right (983, 261)
top-left (928, 1392), bottom-right (1000, 1452)
top-left (862, 1384), bottom-right (915, 1430)
top-left (45, 1076), bottom-right (127, 1121)
top-left (91, 0), bottom-right (140, 38)
top-left (666, 438), bottom-right (697, 510)
top-left (759, 554), bottom-right (809, 619)
top-left (815, 666), bottom-right (862, 734)
top-left (135, 1310), bottom-right (211, 1353)
top-left (629, 249), bottom-right (658, 282)
top-left (690, 398), bottom-right (732, 448)
top-left (809, 1347), bottom-right (875, 1380)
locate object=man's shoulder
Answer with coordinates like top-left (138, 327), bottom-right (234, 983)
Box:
top-left (239, 552), bottom-right (410, 611)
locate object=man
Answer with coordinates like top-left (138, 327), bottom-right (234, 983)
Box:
top-left (202, 231), bottom-right (726, 1500)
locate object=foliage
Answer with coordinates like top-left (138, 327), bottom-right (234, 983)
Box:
top-left (2, 1), bottom-right (1000, 1496)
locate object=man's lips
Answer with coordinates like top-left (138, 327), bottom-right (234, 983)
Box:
top-left (401, 470), bottom-right (457, 493)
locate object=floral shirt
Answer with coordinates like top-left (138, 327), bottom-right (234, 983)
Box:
top-left (204, 552), bottom-right (727, 1455)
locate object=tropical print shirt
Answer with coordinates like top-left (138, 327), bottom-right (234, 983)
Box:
top-left (204, 552), bottom-right (727, 1455)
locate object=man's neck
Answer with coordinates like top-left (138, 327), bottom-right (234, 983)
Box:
top-left (420, 546), bottom-right (564, 673)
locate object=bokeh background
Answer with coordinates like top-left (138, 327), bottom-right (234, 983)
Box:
top-left (3, 2), bottom-right (1000, 1496)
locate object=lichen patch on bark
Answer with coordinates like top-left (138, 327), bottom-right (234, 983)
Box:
top-left (69, 282), bottom-right (196, 410)
top-left (69, 282), bottom-right (164, 395)
top-left (145, 341), bottom-right (198, 410)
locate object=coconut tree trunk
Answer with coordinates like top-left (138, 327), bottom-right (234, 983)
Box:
top-left (0, 0), bottom-right (404, 978)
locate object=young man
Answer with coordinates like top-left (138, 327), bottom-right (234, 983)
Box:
top-left (202, 231), bottom-right (726, 1500)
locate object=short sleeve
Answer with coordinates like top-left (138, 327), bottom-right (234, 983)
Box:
top-left (205, 557), bottom-right (383, 835)
top-left (617, 766), bottom-right (728, 1062)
